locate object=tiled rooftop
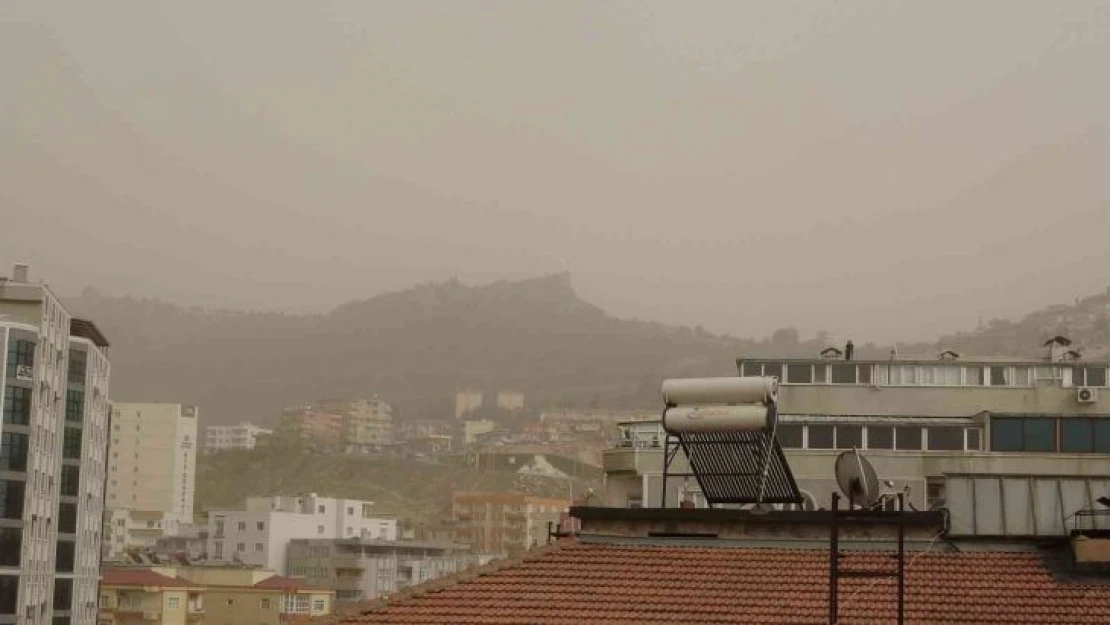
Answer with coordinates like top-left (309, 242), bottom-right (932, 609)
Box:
top-left (326, 540), bottom-right (1110, 624)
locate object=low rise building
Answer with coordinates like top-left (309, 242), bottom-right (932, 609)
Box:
top-left (604, 340), bottom-right (1110, 540)
top-left (203, 422), bottom-right (273, 453)
top-left (286, 538), bottom-right (493, 604)
top-left (206, 494), bottom-right (397, 573)
top-left (451, 492), bottom-right (570, 555)
top-left (98, 569), bottom-right (204, 625)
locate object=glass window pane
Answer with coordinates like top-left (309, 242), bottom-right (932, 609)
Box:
top-left (858, 366), bottom-right (872, 385)
top-left (763, 362), bottom-right (783, 381)
top-left (901, 366), bottom-right (917, 385)
top-left (741, 361), bottom-right (763, 377)
top-left (966, 428), bottom-right (981, 451)
top-left (814, 365), bottom-right (828, 384)
top-left (867, 426), bottom-right (893, 449)
top-left (1010, 367), bottom-right (1031, 387)
top-left (807, 425), bottom-right (834, 449)
top-left (965, 366), bottom-right (984, 386)
top-left (919, 366), bottom-right (936, 385)
top-left (786, 364), bottom-right (812, 384)
top-left (991, 418), bottom-right (1024, 451)
top-left (831, 364), bottom-right (856, 384)
top-left (895, 427), bottom-right (922, 450)
top-left (926, 426), bottom-right (964, 451)
top-left (1087, 367), bottom-right (1108, 388)
top-left (1024, 418), bottom-right (1056, 452)
top-left (1095, 419), bottom-right (1110, 453)
top-left (1072, 367), bottom-right (1085, 387)
top-left (874, 365), bottom-right (889, 385)
top-left (1061, 419), bottom-right (1093, 453)
top-left (776, 425), bottom-right (803, 449)
top-left (990, 366), bottom-right (1008, 386)
top-left (835, 425), bottom-right (862, 449)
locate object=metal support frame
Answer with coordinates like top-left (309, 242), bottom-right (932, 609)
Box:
top-left (828, 492), bottom-right (906, 625)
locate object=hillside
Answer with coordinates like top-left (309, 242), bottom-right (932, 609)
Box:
top-left (65, 274), bottom-right (1110, 425)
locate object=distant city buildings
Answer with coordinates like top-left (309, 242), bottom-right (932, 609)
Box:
top-left (495, 390), bottom-right (525, 412)
top-left (286, 538), bottom-right (493, 604)
top-left (280, 398), bottom-right (393, 453)
top-left (203, 422), bottom-right (273, 453)
top-left (205, 493), bottom-right (398, 573)
top-left (0, 264), bottom-right (111, 625)
top-left (455, 389), bottom-right (526, 419)
top-left (451, 492), bottom-right (570, 555)
top-left (106, 403), bottom-right (198, 543)
top-left (454, 389), bottom-right (483, 419)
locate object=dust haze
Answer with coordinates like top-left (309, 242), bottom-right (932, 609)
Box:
top-left (2, 1), bottom-right (1108, 342)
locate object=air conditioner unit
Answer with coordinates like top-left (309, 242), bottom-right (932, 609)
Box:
top-left (1077, 387), bottom-right (1099, 404)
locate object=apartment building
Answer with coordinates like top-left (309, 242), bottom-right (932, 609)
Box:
top-left (451, 492), bottom-right (569, 555)
top-left (339, 399), bottom-right (394, 453)
top-left (203, 422), bottom-right (272, 453)
top-left (99, 567), bottom-right (333, 625)
top-left (286, 538), bottom-right (493, 604)
top-left (603, 339), bottom-right (1110, 537)
top-left (206, 493), bottom-right (398, 573)
top-left (106, 403), bottom-right (198, 537)
top-left (0, 264), bottom-right (111, 625)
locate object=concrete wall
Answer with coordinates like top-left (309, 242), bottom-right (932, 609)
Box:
top-left (108, 403), bottom-right (197, 527)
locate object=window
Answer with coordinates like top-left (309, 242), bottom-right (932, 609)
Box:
top-left (965, 366), bottom-right (984, 386)
top-left (889, 365), bottom-right (917, 386)
top-left (58, 503), bottom-right (77, 534)
top-left (786, 364), bottom-right (812, 384)
top-left (807, 425), bottom-right (834, 449)
top-left (317, 525), bottom-right (325, 535)
top-left (1061, 419), bottom-right (1093, 453)
top-left (237, 522), bottom-right (246, 531)
top-left (0, 529), bottom-right (21, 565)
top-left (775, 425), bottom-right (803, 449)
top-left (989, 366), bottom-right (1008, 386)
top-left (2, 387), bottom-right (31, 425)
top-left (347, 506), bottom-right (354, 516)
top-left (830, 364), bottom-right (856, 384)
top-left (317, 505), bottom-right (326, 514)
top-left (0, 575), bottom-right (18, 615)
top-left (52, 578), bottom-right (72, 611)
top-left (255, 543), bottom-right (264, 552)
top-left (55, 540), bottom-right (75, 572)
top-left (0, 433), bottom-right (28, 472)
top-left (966, 428), bottom-right (982, 451)
top-left (0, 480), bottom-right (25, 520)
top-left (991, 417), bottom-right (1056, 452)
top-left (63, 427), bottom-right (82, 460)
top-left (257, 521), bottom-right (265, 531)
top-left (213, 542), bottom-right (223, 559)
top-left (867, 426), bottom-right (893, 450)
top-left (313, 599), bottom-right (326, 611)
top-left (65, 390), bottom-right (84, 423)
top-left (814, 364), bottom-right (828, 384)
top-left (237, 543), bottom-right (245, 552)
top-left (261, 598), bottom-right (271, 609)
top-left (741, 361), bottom-right (764, 377)
top-left (858, 365), bottom-right (872, 385)
top-left (926, 427), bottom-right (963, 451)
top-left (60, 466), bottom-right (79, 497)
top-left (5, 340), bottom-right (34, 379)
top-left (167, 597), bottom-right (179, 609)
top-left (1096, 420), bottom-right (1110, 453)
top-left (283, 594), bottom-right (310, 613)
top-left (894, 427), bottom-right (922, 451)
top-left (1074, 366), bottom-right (1109, 387)
top-left (835, 425), bottom-right (862, 449)
top-left (1010, 367), bottom-right (1032, 387)
top-left (763, 362), bottom-right (782, 381)
top-left (67, 350), bottom-right (87, 385)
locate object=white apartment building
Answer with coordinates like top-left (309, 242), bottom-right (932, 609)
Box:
top-left (106, 403), bottom-right (198, 537)
top-left (206, 493), bottom-right (398, 574)
top-left (0, 264), bottom-right (111, 625)
top-left (203, 422), bottom-right (273, 453)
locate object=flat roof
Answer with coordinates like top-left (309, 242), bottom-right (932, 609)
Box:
top-left (70, 318), bottom-right (110, 347)
top-left (738, 356), bottom-right (1109, 366)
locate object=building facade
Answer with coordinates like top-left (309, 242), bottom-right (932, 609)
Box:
top-left (206, 493), bottom-right (398, 573)
top-left (450, 492), bottom-right (569, 555)
top-left (0, 264), bottom-right (110, 625)
top-left (603, 342), bottom-right (1110, 537)
top-left (98, 569), bottom-right (204, 625)
top-left (106, 403), bottom-right (198, 536)
top-left (286, 538), bottom-right (492, 604)
top-left (203, 422), bottom-right (273, 453)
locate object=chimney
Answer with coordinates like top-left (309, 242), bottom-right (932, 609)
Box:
top-left (12, 264), bottom-right (28, 283)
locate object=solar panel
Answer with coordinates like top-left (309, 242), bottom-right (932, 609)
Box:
top-left (674, 429), bottom-right (802, 505)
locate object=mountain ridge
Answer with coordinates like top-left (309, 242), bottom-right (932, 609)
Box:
top-left (63, 274), bottom-right (1110, 425)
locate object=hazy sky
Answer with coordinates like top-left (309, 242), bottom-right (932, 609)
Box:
top-left (2, 1), bottom-right (1108, 342)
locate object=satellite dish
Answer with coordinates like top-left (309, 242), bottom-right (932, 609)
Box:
top-left (835, 448), bottom-right (880, 508)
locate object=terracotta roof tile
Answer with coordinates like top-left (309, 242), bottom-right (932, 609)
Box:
top-left (323, 541), bottom-right (1110, 624)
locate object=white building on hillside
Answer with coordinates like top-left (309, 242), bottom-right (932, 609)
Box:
top-left (206, 493), bottom-right (398, 573)
top-left (204, 422), bottom-right (273, 452)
